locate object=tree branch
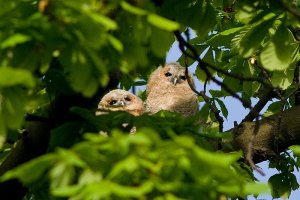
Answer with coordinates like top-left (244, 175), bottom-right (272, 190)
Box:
top-left (174, 31), bottom-right (253, 109)
top-left (293, 62), bottom-right (300, 106)
top-left (279, 0), bottom-right (300, 19)
top-left (242, 89), bottom-right (275, 122)
top-left (0, 121), bottom-right (51, 200)
top-left (179, 30), bottom-right (225, 132)
top-left (227, 106), bottom-right (300, 163)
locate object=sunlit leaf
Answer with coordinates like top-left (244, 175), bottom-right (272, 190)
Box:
top-left (121, 1), bottom-right (148, 15)
top-left (1, 33), bottom-right (31, 49)
top-left (83, 10), bottom-right (117, 30)
top-left (238, 17), bottom-right (275, 57)
top-left (108, 35), bottom-right (124, 52)
top-left (215, 98), bottom-right (228, 119)
top-left (0, 154), bottom-right (56, 184)
top-left (260, 24), bottom-right (298, 71)
top-left (147, 14), bottom-right (180, 31)
top-left (290, 146), bottom-right (300, 155)
top-left (0, 67), bottom-right (35, 88)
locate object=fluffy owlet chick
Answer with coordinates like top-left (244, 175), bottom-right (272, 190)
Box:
top-left (96, 89), bottom-right (145, 116)
top-left (145, 62), bottom-right (198, 117)
top-left (96, 89), bottom-right (144, 135)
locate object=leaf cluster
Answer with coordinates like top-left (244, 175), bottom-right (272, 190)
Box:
top-left (2, 111), bottom-right (269, 200)
top-left (1, 0), bottom-right (300, 199)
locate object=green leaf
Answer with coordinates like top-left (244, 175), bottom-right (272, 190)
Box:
top-left (0, 154), bottom-right (56, 184)
top-left (270, 69), bottom-right (293, 90)
top-left (290, 145), bottom-right (300, 155)
top-left (150, 28), bottom-right (174, 57)
top-left (269, 173), bottom-right (294, 198)
top-left (209, 90), bottom-right (225, 98)
top-left (195, 2), bottom-right (217, 40)
top-left (0, 67), bottom-right (35, 88)
top-left (63, 50), bottom-right (100, 97)
top-left (264, 101), bottom-right (283, 117)
top-left (215, 98), bottom-right (228, 119)
top-left (238, 17), bottom-right (275, 57)
top-left (50, 162), bottom-right (75, 190)
top-left (205, 27), bottom-right (243, 47)
top-left (112, 181), bottom-right (154, 197)
top-left (0, 114), bottom-right (6, 147)
top-left (260, 24), bottom-right (298, 71)
top-left (52, 185), bottom-right (82, 197)
top-left (147, 14), bottom-right (180, 31)
top-left (108, 35), bottom-right (124, 52)
top-left (174, 135), bottom-right (240, 167)
top-left (1, 33), bottom-right (31, 49)
top-left (243, 182), bottom-right (270, 195)
top-left (235, 4), bottom-right (257, 24)
top-left (107, 155), bottom-right (139, 179)
top-left (218, 182), bottom-right (269, 196)
top-left (120, 1), bottom-right (148, 15)
top-left (83, 10), bottom-right (117, 30)
top-left (2, 87), bottom-right (27, 129)
top-left (48, 121), bottom-right (84, 151)
top-left (57, 148), bottom-right (87, 167)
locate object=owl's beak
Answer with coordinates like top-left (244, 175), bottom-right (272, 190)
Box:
top-left (113, 100), bottom-right (125, 107)
top-left (173, 77), bottom-right (178, 85)
top-left (120, 100), bottom-right (125, 107)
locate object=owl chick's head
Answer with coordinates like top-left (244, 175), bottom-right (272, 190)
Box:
top-left (96, 89), bottom-right (144, 116)
top-left (158, 62), bottom-right (193, 86)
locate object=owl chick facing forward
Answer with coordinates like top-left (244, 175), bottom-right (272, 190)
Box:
top-left (96, 89), bottom-right (144, 116)
top-left (145, 62), bottom-right (198, 117)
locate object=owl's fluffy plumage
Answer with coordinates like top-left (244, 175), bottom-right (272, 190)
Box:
top-left (96, 89), bottom-right (144, 116)
top-left (145, 62), bottom-right (198, 117)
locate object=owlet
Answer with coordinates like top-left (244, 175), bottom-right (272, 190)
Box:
top-left (96, 89), bottom-right (144, 116)
top-left (145, 62), bottom-right (198, 117)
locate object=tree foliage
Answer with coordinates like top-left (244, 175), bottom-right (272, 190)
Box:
top-left (1, 0), bottom-right (300, 199)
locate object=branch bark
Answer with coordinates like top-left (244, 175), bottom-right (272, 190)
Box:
top-left (227, 106), bottom-right (300, 163)
top-left (0, 121), bottom-right (51, 200)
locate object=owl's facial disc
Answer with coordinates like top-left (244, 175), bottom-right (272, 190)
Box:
top-left (109, 98), bottom-right (125, 107)
top-left (108, 95), bottom-right (132, 107)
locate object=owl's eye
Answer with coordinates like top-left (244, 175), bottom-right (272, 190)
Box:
top-left (180, 76), bottom-right (186, 80)
top-left (124, 96), bottom-right (131, 101)
top-left (165, 72), bottom-right (172, 77)
top-left (109, 100), bottom-right (117, 105)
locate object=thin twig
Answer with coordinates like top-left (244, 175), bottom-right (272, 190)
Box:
top-left (174, 31), bottom-right (253, 109)
top-left (245, 113), bottom-right (266, 176)
top-left (175, 31), bottom-right (267, 175)
top-left (279, 0), bottom-right (300, 19)
top-left (293, 62), bottom-right (300, 105)
top-left (242, 89), bottom-right (274, 122)
top-left (179, 30), bottom-right (225, 132)
top-left (174, 31), bottom-right (271, 88)
top-left (204, 78), bottom-right (208, 94)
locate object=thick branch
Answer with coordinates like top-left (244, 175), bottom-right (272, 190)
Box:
top-left (226, 106), bottom-right (300, 163)
top-left (242, 89), bottom-right (275, 122)
top-left (0, 121), bottom-right (51, 200)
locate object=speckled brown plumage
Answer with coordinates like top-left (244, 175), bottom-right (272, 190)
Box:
top-left (145, 62), bottom-right (198, 117)
top-left (96, 89), bottom-right (144, 116)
